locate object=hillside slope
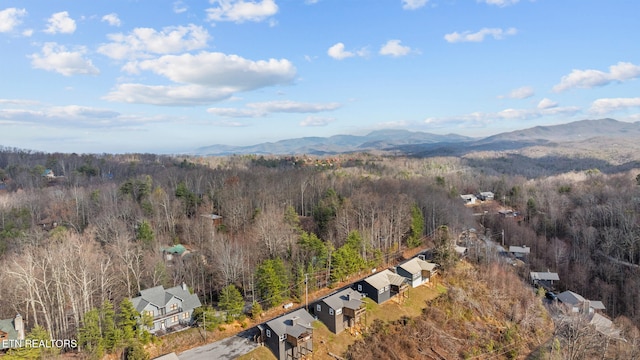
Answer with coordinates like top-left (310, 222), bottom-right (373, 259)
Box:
top-left (345, 262), bottom-right (553, 359)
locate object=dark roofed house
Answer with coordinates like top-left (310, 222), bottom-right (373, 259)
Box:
top-left (396, 257), bottom-right (438, 288)
top-left (314, 288), bottom-right (365, 334)
top-left (354, 269), bottom-right (408, 304)
top-left (530, 271), bottom-right (559, 289)
top-left (557, 290), bottom-right (606, 314)
top-left (477, 191), bottom-right (494, 201)
top-left (509, 245), bottom-right (530, 259)
top-left (261, 308), bottom-right (314, 360)
top-left (131, 283), bottom-right (201, 335)
top-left (0, 314), bottom-right (25, 350)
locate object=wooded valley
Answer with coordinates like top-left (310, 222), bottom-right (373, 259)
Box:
top-left (1, 145), bottom-right (639, 358)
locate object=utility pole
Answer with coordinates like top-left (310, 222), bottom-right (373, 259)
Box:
top-left (305, 273), bottom-right (309, 311)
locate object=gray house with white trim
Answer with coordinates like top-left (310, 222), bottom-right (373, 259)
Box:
top-left (260, 308), bottom-right (314, 360)
top-left (0, 314), bottom-right (24, 350)
top-left (354, 269), bottom-right (408, 304)
top-left (314, 288), bottom-right (365, 334)
top-left (131, 283), bottom-right (201, 335)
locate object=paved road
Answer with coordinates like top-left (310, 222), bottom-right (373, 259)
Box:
top-left (177, 328), bottom-right (260, 360)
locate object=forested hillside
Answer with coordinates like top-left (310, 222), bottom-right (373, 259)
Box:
top-left (1, 146), bottom-right (640, 358)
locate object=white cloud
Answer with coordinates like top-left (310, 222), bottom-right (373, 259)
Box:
top-left (45, 11), bottom-right (76, 34)
top-left (590, 97), bottom-right (640, 114)
top-left (402, 0), bottom-right (429, 10)
top-left (424, 104), bottom-right (580, 126)
top-left (300, 116), bottom-right (335, 127)
top-left (104, 84), bottom-right (236, 106)
top-left (444, 27), bottom-right (517, 43)
top-left (130, 52), bottom-right (295, 88)
top-left (173, 1), bottom-right (188, 13)
top-left (0, 104), bottom-right (127, 128)
top-left (22, 29), bottom-right (33, 37)
top-left (379, 40), bottom-right (411, 57)
top-left (0, 8), bottom-right (27, 33)
top-left (101, 13), bottom-right (121, 27)
top-left (537, 98), bottom-right (558, 109)
top-left (552, 62), bottom-right (640, 92)
top-left (207, 0), bottom-right (278, 23)
top-left (328, 42), bottom-right (367, 60)
top-left (305, 0), bottom-right (320, 4)
top-left (98, 24), bottom-right (210, 60)
top-left (106, 52), bottom-right (296, 105)
top-left (30, 43), bottom-right (99, 76)
top-left (478, 0), bottom-right (519, 7)
top-left (208, 100), bottom-right (341, 117)
top-left (499, 86), bottom-right (534, 99)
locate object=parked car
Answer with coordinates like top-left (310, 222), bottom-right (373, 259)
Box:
top-left (545, 291), bottom-right (557, 301)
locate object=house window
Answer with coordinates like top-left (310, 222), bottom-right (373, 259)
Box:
top-left (316, 304), bottom-right (321, 312)
top-left (170, 303), bottom-right (178, 311)
top-left (182, 312), bottom-right (189, 319)
top-left (171, 315), bottom-right (179, 323)
top-left (329, 308), bottom-right (334, 315)
top-left (279, 334), bottom-right (286, 342)
top-left (266, 329), bottom-right (271, 338)
top-left (378, 288), bottom-right (384, 294)
top-left (145, 310), bottom-right (154, 317)
top-left (336, 308), bottom-right (342, 315)
top-left (357, 284), bottom-right (362, 292)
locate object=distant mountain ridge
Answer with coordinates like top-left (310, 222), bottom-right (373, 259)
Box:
top-left (193, 130), bottom-right (472, 156)
top-left (192, 118), bottom-right (640, 156)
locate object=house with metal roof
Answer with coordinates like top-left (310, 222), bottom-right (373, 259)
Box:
top-left (509, 245), bottom-right (530, 259)
top-left (260, 308), bottom-right (314, 360)
top-left (530, 271), bottom-right (560, 289)
top-left (557, 290), bottom-right (606, 314)
top-left (353, 269), bottom-right (408, 304)
top-left (0, 314), bottom-right (24, 350)
top-left (314, 288), bottom-right (365, 334)
top-left (396, 257), bottom-right (438, 288)
top-left (131, 283), bottom-right (201, 335)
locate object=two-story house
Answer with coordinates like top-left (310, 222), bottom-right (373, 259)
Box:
top-left (131, 283), bottom-right (201, 335)
top-left (260, 308), bottom-right (314, 360)
top-left (353, 269), bottom-right (408, 304)
top-left (314, 288), bottom-right (365, 334)
top-left (396, 257), bottom-right (438, 288)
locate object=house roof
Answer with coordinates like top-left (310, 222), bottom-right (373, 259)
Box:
top-left (200, 214), bottom-right (223, 220)
top-left (163, 244), bottom-right (187, 255)
top-left (455, 246), bottom-right (467, 255)
top-left (460, 194), bottom-right (476, 200)
top-left (509, 245), bottom-right (530, 254)
top-left (479, 192), bottom-right (494, 197)
top-left (0, 318), bottom-right (18, 340)
top-left (530, 271), bottom-right (560, 281)
top-left (131, 283), bottom-right (202, 313)
top-left (557, 290), bottom-right (586, 306)
top-left (588, 300), bottom-right (606, 310)
top-left (588, 313), bottom-right (620, 338)
top-left (397, 258), bottom-right (438, 275)
top-left (363, 269), bottom-right (406, 290)
top-left (321, 288), bottom-right (364, 311)
top-left (265, 308), bottom-right (315, 337)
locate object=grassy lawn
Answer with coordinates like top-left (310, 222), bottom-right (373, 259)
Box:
top-left (240, 282), bottom-right (445, 360)
top-left (235, 346), bottom-right (276, 360)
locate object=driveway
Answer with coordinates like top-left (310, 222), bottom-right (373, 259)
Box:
top-left (178, 328), bottom-right (260, 360)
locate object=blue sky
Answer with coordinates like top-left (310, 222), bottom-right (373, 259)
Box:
top-left (1, 0), bottom-right (639, 154)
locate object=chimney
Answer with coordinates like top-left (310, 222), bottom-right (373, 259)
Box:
top-left (291, 316), bottom-right (300, 326)
top-left (14, 314), bottom-right (24, 340)
top-left (182, 282), bottom-right (188, 291)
